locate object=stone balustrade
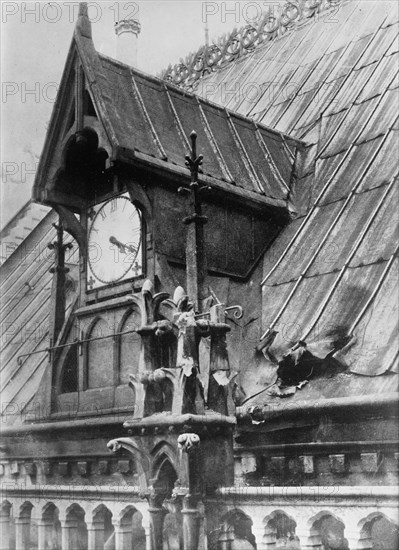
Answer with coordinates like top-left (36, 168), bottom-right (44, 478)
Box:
top-left (1, 484), bottom-right (398, 549)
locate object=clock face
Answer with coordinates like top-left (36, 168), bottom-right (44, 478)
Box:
top-left (87, 194), bottom-right (142, 290)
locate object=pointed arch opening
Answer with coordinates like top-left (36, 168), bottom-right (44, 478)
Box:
top-left (359, 512), bottom-right (399, 550)
top-left (264, 510), bottom-right (298, 548)
top-left (91, 504), bottom-right (114, 550)
top-left (118, 507), bottom-right (146, 550)
top-left (41, 503), bottom-right (62, 550)
top-left (85, 317), bottom-right (113, 389)
top-left (218, 509), bottom-right (257, 550)
top-left (153, 456), bottom-right (178, 504)
top-left (65, 504), bottom-right (87, 550)
top-left (119, 306), bottom-right (142, 385)
top-left (309, 512), bottom-right (348, 550)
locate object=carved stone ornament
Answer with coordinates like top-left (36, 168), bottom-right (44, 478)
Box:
top-left (177, 433), bottom-right (200, 453)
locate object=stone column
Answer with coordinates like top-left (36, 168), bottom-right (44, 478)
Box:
top-left (149, 506), bottom-right (167, 550)
top-left (182, 494), bottom-right (201, 550)
top-left (0, 514), bottom-right (10, 550)
top-left (37, 519), bottom-right (53, 550)
top-left (87, 520), bottom-right (105, 550)
top-left (341, 509), bottom-right (370, 550)
top-left (345, 527), bottom-right (369, 550)
top-left (140, 510), bottom-right (152, 550)
top-left (295, 519), bottom-right (321, 549)
top-left (61, 519), bottom-right (78, 550)
top-left (14, 517), bottom-right (30, 550)
top-left (113, 520), bottom-right (132, 550)
top-left (250, 514), bottom-right (268, 550)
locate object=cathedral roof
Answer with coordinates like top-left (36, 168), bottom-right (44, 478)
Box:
top-left (1, 0), bottom-right (398, 423)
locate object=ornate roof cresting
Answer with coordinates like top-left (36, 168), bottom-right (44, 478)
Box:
top-left (114, 18), bottom-right (141, 37)
top-left (162, 0), bottom-right (343, 91)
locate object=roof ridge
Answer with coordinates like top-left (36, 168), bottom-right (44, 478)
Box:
top-left (161, 0), bottom-right (348, 91)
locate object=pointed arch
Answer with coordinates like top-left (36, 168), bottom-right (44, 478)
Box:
top-left (153, 455), bottom-right (178, 503)
top-left (84, 316), bottom-right (113, 389)
top-left (18, 501), bottom-right (33, 519)
top-left (219, 509), bottom-right (257, 550)
top-left (359, 512), bottom-right (399, 550)
top-left (41, 502), bottom-right (59, 520)
top-left (107, 437), bottom-right (150, 487)
top-left (41, 502), bottom-right (62, 549)
top-left (151, 441), bottom-right (179, 476)
top-left (308, 511), bottom-right (348, 550)
top-left (118, 305), bottom-right (142, 385)
top-left (91, 504), bottom-right (114, 550)
top-left (263, 510), bottom-right (298, 548)
top-left (0, 500), bottom-right (12, 515)
top-left (65, 503), bottom-right (88, 549)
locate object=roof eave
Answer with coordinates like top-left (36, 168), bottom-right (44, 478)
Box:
top-left (114, 146), bottom-right (289, 217)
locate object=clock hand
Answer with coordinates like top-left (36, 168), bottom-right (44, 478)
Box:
top-left (109, 235), bottom-right (138, 255)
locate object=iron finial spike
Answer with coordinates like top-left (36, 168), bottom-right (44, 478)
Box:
top-left (190, 131), bottom-right (197, 159)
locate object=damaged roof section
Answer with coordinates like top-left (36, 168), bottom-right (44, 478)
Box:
top-left (193, 1), bottom-right (398, 405)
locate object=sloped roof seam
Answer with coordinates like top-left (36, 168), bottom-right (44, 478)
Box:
top-left (301, 40), bottom-right (376, 125)
top-left (301, 178), bottom-right (397, 340)
top-left (1, 264), bottom-right (51, 322)
top-left (252, 122), bottom-right (290, 194)
top-left (130, 72), bottom-right (168, 160)
top-left (3, 331), bottom-right (48, 389)
top-left (223, 28), bottom-right (305, 116)
top-left (1, 247), bottom-right (52, 308)
top-left (1, 292), bottom-right (51, 360)
top-left (261, 76), bottom-right (398, 286)
top-left (162, 83), bottom-right (191, 150)
top-left (260, 190), bottom-right (357, 337)
top-left (2, 296), bottom-right (75, 392)
top-left (317, 41), bottom-right (398, 158)
top-left (262, 190), bottom-right (353, 286)
top-left (6, 355), bottom-right (48, 405)
top-left (0, 232), bottom-right (74, 320)
top-left (2, 324), bottom-right (49, 392)
top-left (0, 211), bottom-right (57, 288)
top-left (260, 162), bottom-right (395, 338)
top-left (346, 250), bottom-right (399, 338)
top-left (241, 18), bottom-right (317, 117)
top-left (250, 31), bottom-right (341, 126)
top-left (195, 97), bottom-right (234, 182)
top-left (224, 108), bottom-right (264, 192)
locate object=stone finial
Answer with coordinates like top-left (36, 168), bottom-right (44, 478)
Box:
top-left (76, 2), bottom-right (92, 39)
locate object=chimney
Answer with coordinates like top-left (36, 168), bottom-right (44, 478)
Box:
top-left (114, 19), bottom-right (141, 67)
